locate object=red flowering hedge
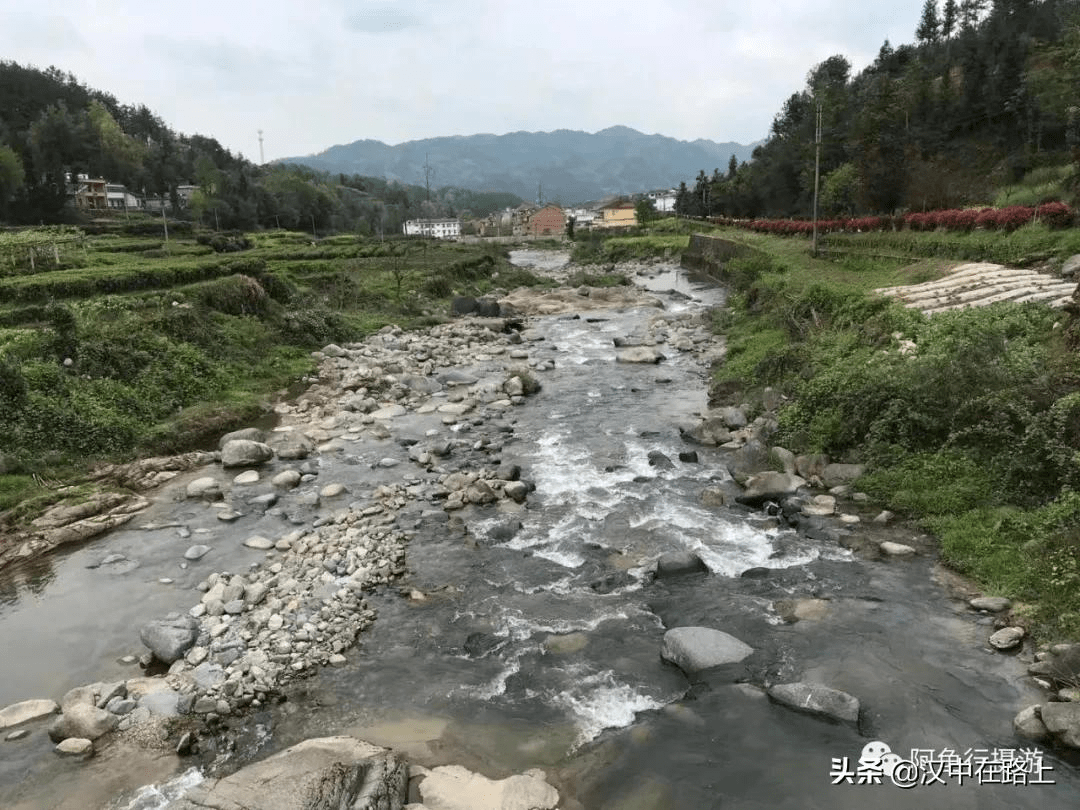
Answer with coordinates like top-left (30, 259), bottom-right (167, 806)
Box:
top-left (725, 202), bottom-right (1075, 237)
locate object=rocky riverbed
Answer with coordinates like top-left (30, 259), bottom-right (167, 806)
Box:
top-left (2, 250), bottom-right (1080, 809)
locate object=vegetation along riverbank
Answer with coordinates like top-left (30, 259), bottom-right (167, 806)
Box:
top-left (0, 220), bottom-right (550, 557)
top-left (680, 223), bottom-right (1080, 643)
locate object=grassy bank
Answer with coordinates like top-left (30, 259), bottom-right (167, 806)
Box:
top-left (569, 217), bottom-right (701, 265)
top-left (0, 223), bottom-right (545, 521)
top-left (706, 225), bottom-right (1080, 641)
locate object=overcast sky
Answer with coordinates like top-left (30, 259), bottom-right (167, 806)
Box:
top-left (4, 0), bottom-right (923, 161)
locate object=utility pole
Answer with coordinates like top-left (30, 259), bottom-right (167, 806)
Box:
top-left (161, 204), bottom-right (169, 247)
top-left (538, 182), bottom-right (543, 207)
top-left (258, 130), bottom-right (265, 164)
top-left (812, 102), bottom-right (822, 257)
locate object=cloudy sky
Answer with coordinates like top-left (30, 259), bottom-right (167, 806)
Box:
top-left (4, 0), bottom-right (923, 161)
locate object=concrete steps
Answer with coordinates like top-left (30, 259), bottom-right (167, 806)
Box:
top-left (875, 262), bottom-right (1076, 314)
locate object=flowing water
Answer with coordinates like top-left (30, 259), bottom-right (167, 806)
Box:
top-left (2, 250), bottom-right (1079, 809)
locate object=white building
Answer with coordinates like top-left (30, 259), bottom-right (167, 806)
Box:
top-left (566, 207), bottom-right (597, 226)
top-left (403, 218), bottom-right (461, 239)
top-left (106, 184), bottom-right (142, 210)
top-left (647, 189), bottom-right (678, 212)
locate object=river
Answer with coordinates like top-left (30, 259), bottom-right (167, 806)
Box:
top-left (1, 249), bottom-right (1078, 809)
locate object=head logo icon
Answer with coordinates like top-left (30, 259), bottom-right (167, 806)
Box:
top-left (859, 741), bottom-right (892, 766)
top-left (879, 753), bottom-right (904, 778)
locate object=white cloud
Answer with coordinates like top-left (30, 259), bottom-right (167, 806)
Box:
top-left (0, 0), bottom-right (923, 159)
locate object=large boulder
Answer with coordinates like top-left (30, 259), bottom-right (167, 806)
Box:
top-left (1061, 254), bottom-right (1080, 279)
top-left (174, 736), bottom-right (406, 810)
top-left (680, 417), bottom-right (732, 447)
top-left (47, 703), bottom-right (118, 742)
top-left (660, 627), bottom-right (754, 676)
top-left (821, 463), bottom-right (866, 488)
top-left (218, 427), bottom-right (268, 449)
top-left (416, 764), bottom-right (559, 810)
top-left (725, 438), bottom-right (770, 483)
top-left (736, 471), bottom-right (806, 507)
top-left (220, 439), bottom-right (274, 468)
top-left (1040, 702), bottom-right (1080, 749)
top-left (140, 614), bottom-right (199, 664)
top-left (655, 551), bottom-right (708, 579)
top-left (767, 682), bottom-right (860, 724)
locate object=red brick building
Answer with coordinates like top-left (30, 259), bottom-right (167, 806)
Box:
top-left (528, 205), bottom-right (565, 237)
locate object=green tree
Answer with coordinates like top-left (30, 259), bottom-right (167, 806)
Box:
top-left (820, 162), bottom-right (860, 216)
top-left (916, 0), bottom-right (942, 45)
top-left (0, 144), bottom-right (25, 219)
top-left (942, 0), bottom-right (959, 39)
top-left (634, 198), bottom-right (657, 227)
top-left (727, 153), bottom-right (738, 180)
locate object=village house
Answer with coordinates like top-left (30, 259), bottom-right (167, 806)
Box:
top-left (511, 203), bottom-right (539, 236)
top-left (403, 218), bottom-right (461, 239)
top-left (526, 204), bottom-right (565, 237)
top-left (67, 175), bottom-right (108, 210)
top-left (647, 189), bottom-right (678, 212)
top-left (597, 200), bottom-right (636, 228)
top-left (106, 184), bottom-right (142, 210)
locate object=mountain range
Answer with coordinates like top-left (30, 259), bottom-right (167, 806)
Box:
top-left (279, 126), bottom-right (760, 206)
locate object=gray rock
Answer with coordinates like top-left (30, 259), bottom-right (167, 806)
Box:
top-left (272, 469), bottom-right (303, 489)
top-left (48, 704), bottom-right (118, 742)
top-left (1014, 705), bottom-right (1051, 742)
top-left (178, 736), bottom-right (407, 810)
top-left (989, 626), bottom-right (1025, 650)
top-left (243, 535), bottom-right (275, 550)
top-left (139, 615), bottom-right (199, 663)
top-left (647, 450), bottom-right (674, 470)
top-left (503, 481), bottom-right (529, 504)
top-left (771, 446), bottom-right (796, 475)
top-left (6, 729), bottom-right (30, 741)
top-left (219, 427), bottom-right (268, 449)
top-left (680, 417), bottom-right (732, 447)
top-left (660, 627), bottom-right (754, 675)
top-left (54, 737), bottom-right (93, 758)
top-left (137, 688), bottom-right (180, 718)
top-left (655, 551), bottom-right (708, 579)
top-left (220, 439), bottom-right (274, 468)
top-left (767, 682), bottom-right (860, 724)
top-left (970, 596), bottom-right (1012, 613)
top-left (105, 698), bottom-right (136, 715)
top-left (465, 480), bottom-right (497, 505)
top-left (1040, 702), bottom-right (1080, 749)
top-left (720, 406), bottom-right (747, 429)
top-left (725, 438), bottom-right (771, 483)
top-left (616, 346), bottom-right (663, 364)
top-left (186, 477), bottom-right (222, 500)
top-left (418, 764), bottom-right (560, 810)
top-left (737, 471), bottom-right (806, 507)
top-left (821, 463), bottom-right (866, 488)
top-left (880, 541), bottom-right (916, 557)
top-left (184, 544), bottom-right (212, 561)
top-left (0, 699), bottom-right (59, 729)
top-left (794, 453), bottom-right (829, 480)
top-left (1061, 254), bottom-right (1080, 279)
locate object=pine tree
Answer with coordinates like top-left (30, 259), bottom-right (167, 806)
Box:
top-left (916, 0), bottom-right (942, 45)
top-left (942, 0), bottom-right (959, 39)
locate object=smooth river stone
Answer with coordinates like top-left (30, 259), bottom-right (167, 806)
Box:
top-left (243, 535), bottom-right (275, 550)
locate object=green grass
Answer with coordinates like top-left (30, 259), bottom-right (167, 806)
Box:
top-left (705, 226), bottom-right (1080, 641)
top-left (0, 227), bottom-right (538, 524)
top-left (994, 164), bottom-right (1075, 208)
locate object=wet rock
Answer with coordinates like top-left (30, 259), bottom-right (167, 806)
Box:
top-left (6, 729), bottom-right (30, 741)
top-left (989, 626), bottom-right (1025, 651)
top-left (140, 615), bottom-right (199, 664)
top-left (465, 480), bottom-right (497, 505)
top-left (178, 736), bottom-right (406, 810)
top-left (503, 481), bottom-right (529, 503)
top-left (616, 346), bottom-right (663, 364)
top-left (880, 541), bottom-right (916, 557)
top-left (176, 730), bottom-right (197, 756)
top-left (54, 737), bottom-right (93, 758)
top-left (767, 682), bottom-right (860, 724)
top-left (771, 446), bottom-right (796, 475)
top-left (320, 483), bottom-right (346, 498)
top-left (725, 439), bottom-right (771, 483)
top-left (655, 551), bottom-right (708, 579)
top-left (243, 535), bottom-right (275, 550)
top-left (589, 571), bottom-right (635, 594)
top-left (678, 450), bottom-right (698, 463)
top-left (219, 427), bottom-right (268, 448)
top-left (736, 472), bottom-right (806, 507)
top-left (0, 698), bottom-right (59, 729)
top-left (273, 433), bottom-right (315, 460)
top-left (660, 627), bottom-right (754, 675)
top-left (186, 477), bottom-right (222, 499)
top-left (647, 450), bottom-right (674, 470)
top-left (61, 686), bottom-right (95, 713)
top-left (416, 764), bottom-right (559, 810)
top-left (801, 494), bottom-right (835, 517)
top-left (680, 417), bottom-right (732, 447)
top-left (1014, 705), bottom-right (1051, 742)
top-left (464, 633), bottom-right (502, 659)
top-left (872, 510), bottom-right (894, 524)
top-left (48, 704), bottom-right (118, 742)
top-left (233, 469), bottom-right (260, 485)
top-left (970, 596), bottom-right (1012, 613)
top-left (1041, 702), bottom-right (1080, 749)
top-left (1061, 254), bottom-right (1080, 279)
top-left (740, 567), bottom-right (771, 579)
top-left (220, 439), bottom-right (274, 468)
top-left (774, 598), bottom-right (829, 623)
top-left (184, 544), bottom-right (211, 561)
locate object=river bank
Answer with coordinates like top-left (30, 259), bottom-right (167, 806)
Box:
top-left (1, 249), bottom-right (1079, 809)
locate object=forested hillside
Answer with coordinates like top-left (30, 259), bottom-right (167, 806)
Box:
top-left (676, 0), bottom-right (1080, 219)
top-left (0, 62), bottom-right (521, 230)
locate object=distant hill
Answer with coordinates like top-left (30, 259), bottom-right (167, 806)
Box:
top-left (279, 126), bottom-right (760, 205)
